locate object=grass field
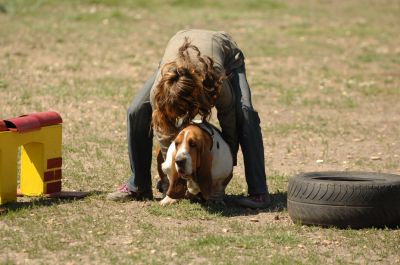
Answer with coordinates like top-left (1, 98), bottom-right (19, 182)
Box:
top-left (0, 0), bottom-right (399, 264)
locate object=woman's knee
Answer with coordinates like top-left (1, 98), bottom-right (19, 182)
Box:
top-left (237, 106), bottom-right (261, 130)
top-left (127, 102), bottom-right (153, 137)
top-left (242, 107), bottom-right (261, 125)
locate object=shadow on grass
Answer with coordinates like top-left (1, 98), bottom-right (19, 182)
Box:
top-left (0, 191), bottom-right (104, 215)
top-left (202, 191), bottom-right (287, 217)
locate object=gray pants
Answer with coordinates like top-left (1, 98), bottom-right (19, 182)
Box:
top-left (127, 66), bottom-right (268, 195)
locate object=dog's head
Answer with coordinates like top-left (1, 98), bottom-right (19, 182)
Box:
top-left (173, 124), bottom-right (212, 178)
top-left (162, 124), bottom-right (213, 199)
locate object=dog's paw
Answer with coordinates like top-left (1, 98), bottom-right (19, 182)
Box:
top-left (160, 195), bottom-right (178, 206)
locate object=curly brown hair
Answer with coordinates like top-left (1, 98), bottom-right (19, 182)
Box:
top-left (152, 38), bottom-right (225, 136)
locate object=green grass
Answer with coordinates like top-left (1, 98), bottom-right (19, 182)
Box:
top-left (1, 0), bottom-right (400, 264)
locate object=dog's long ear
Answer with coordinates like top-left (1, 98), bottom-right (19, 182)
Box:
top-left (157, 148), bottom-right (167, 181)
top-left (196, 132), bottom-right (213, 200)
top-left (166, 147), bottom-right (187, 199)
top-left (156, 148), bottom-right (169, 194)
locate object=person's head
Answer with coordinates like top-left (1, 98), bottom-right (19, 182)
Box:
top-left (152, 38), bottom-right (224, 135)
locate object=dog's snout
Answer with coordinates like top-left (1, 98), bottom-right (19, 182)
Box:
top-left (175, 156), bottom-right (186, 168)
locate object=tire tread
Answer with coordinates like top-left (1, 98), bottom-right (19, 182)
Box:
top-left (287, 171), bottom-right (400, 228)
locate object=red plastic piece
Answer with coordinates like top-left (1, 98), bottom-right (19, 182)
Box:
top-left (31, 111), bottom-right (63, 127)
top-left (0, 120), bottom-right (7, 132)
top-left (47, 157), bottom-right (62, 169)
top-left (46, 181), bottom-right (62, 194)
top-left (1, 111), bottom-right (62, 133)
top-left (5, 115), bottom-right (41, 132)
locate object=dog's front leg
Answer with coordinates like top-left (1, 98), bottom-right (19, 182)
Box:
top-left (187, 179), bottom-right (201, 196)
top-left (159, 175), bottom-right (186, 206)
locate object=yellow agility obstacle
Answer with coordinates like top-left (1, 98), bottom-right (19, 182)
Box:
top-left (0, 112), bottom-right (62, 205)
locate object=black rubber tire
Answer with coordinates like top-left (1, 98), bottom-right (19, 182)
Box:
top-left (287, 171), bottom-right (400, 229)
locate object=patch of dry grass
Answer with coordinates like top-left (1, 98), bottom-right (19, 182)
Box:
top-left (0, 0), bottom-right (399, 264)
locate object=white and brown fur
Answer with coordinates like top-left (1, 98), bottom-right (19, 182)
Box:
top-left (158, 122), bottom-right (233, 205)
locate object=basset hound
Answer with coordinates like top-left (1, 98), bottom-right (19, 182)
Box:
top-left (159, 121), bottom-right (233, 205)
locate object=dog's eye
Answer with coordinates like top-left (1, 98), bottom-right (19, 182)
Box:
top-left (189, 140), bottom-right (196, 148)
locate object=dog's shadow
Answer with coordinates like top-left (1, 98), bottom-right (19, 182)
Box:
top-left (201, 191), bottom-right (287, 217)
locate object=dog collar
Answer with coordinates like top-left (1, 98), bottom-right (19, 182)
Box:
top-left (191, 120), bottom-right (220, 151)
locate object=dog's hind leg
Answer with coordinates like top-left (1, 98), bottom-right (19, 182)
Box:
top-left (206, 180), bottom-right (227, 205)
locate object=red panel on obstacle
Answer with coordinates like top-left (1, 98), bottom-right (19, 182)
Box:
top-left (46, 181), bottom-right (62, 194)
top-left (44, 171), bottom-right (55, 182)
top-left (54, 169), bottom-right (62, 180)
top-left (47, 157), bottom-right (62, 169)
